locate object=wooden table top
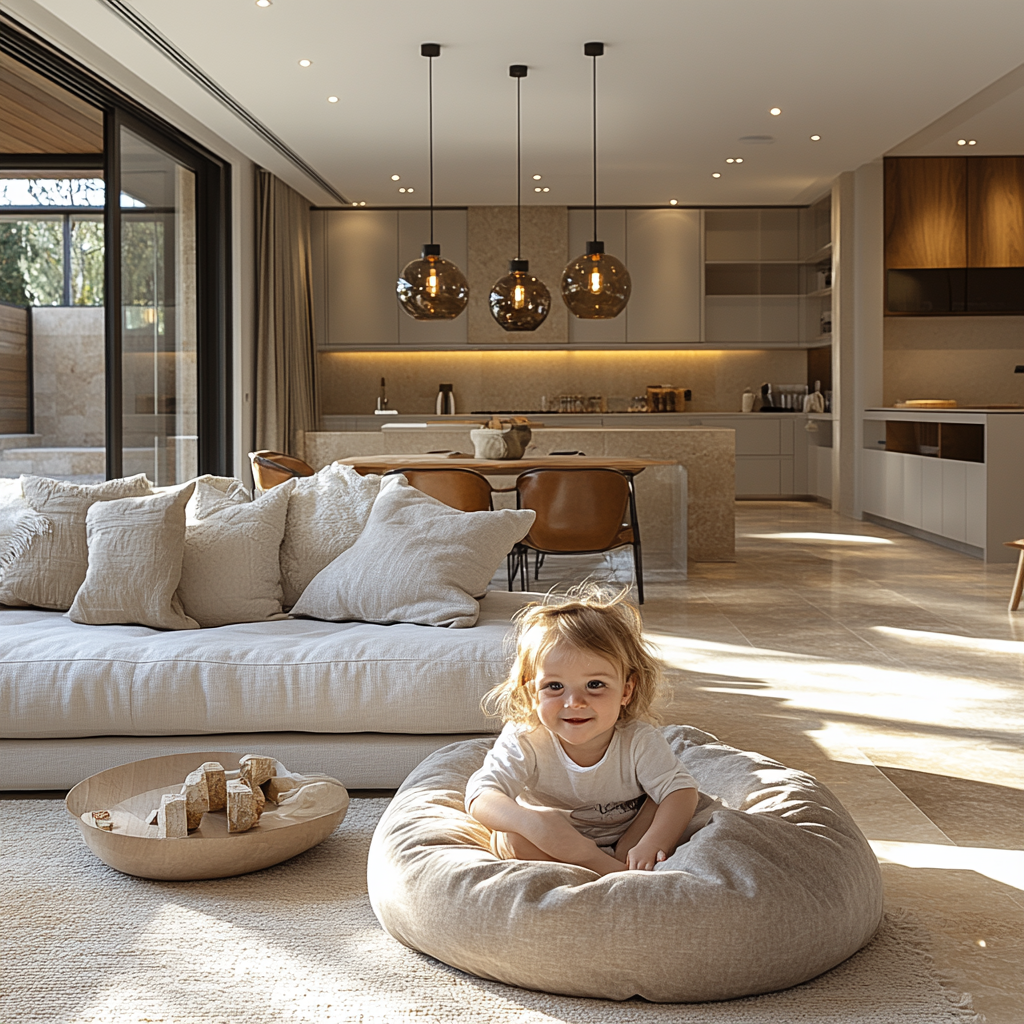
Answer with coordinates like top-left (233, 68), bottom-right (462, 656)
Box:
top-left (334, 454), bottom-right (674, 475)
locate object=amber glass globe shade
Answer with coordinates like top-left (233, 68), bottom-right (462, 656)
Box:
top-left (397, 247), bottom-right (469, 321)
top-left (560, 245), bottom-right (631, 319)
top-left (489, 261), bottom-right (551, 332)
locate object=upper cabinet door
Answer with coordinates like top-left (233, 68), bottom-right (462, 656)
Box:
top-left (968, 157), bottom-right (1024, 268)
top-left (625, 209), bottom-right (701, 344)
top-left (884, 158), bottom-right (967, 269)
top-left (323, 210), bottom-right (399, 346)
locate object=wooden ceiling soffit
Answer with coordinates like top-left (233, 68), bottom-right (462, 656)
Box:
top-left (0, 51), bottom-right (102, 154)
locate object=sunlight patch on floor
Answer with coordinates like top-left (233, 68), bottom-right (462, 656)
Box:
top-left (870, 840), bottom-right (1024, 891)
top-left (873, 626), bottom-right (1024, 655)
top-left (743, 532), bottom-right (895, 544)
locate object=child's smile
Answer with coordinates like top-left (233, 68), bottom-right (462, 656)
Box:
top-left (533, 643), bottom-right (635, 766)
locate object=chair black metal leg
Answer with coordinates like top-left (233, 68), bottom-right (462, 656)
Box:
top-left (519, 547), bottom-right (528, 591)
top-left (633, 541), bottom-right (644, 605)
top-left (534, 550), bottom-right (545, 581)
top-left (507, 548), bottom-right (517, 591)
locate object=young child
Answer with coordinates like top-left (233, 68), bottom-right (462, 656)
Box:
top-left (466, 589), bottom-right (699, 876)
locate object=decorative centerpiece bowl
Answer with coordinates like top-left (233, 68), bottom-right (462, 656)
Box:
top-left (65, 751), bottom-right (349, 881)
top-left (470, 421), bottom-right (532, 460)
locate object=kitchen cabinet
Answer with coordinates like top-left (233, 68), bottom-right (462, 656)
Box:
top-left (860, 409), bottom-right (1024, 562)
top-left (884, 156), bottom-right (1024, 314)
top-left (624, 209), bottom-right (701, 343)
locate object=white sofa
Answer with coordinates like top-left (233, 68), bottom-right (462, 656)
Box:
top-left (0, 590), bottom-right (532, 791)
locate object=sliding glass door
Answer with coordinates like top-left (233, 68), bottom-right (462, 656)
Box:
top-left (119, 128), bottom-right (198, 484)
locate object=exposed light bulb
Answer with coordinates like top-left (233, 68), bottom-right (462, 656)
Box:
top-left (513, 283), bottom-right (526, 309)
top-left (770, 107), bottom-right (781, 115)
top-left (426, 268), bottom-right (439, 297)
top-left (589, 266), bottom-right (603, 294)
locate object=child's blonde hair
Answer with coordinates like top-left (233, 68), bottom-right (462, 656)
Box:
top-left (483, 585), bottom-right (662, 727)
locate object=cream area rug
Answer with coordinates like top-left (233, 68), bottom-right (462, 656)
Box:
top-left (3, 798), bottom-right (976, 1024)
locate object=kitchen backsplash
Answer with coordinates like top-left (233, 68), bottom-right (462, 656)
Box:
top-left (319, 348), bottom-right (810, 416)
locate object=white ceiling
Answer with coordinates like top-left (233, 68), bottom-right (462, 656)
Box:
top-left (23, 0), bottom-right (1024, 206)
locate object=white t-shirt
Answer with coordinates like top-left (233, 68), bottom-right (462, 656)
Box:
top-left (465, 720), bottom-right (699, 846)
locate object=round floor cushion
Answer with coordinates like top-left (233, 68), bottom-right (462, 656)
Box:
top-left (367, 725), bottom-right (883, 1003)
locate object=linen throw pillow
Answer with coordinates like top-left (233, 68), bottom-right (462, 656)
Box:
top-left (177, 478), bottom-right (294, 628)
top-left (291, 474), bottom-right (535, 628)
top-left (0, 473), bottom-right (152, 610)
top-left (279, 462), bottom-right (381, 608)
top-left (69, 482), bottom-right (198, 630)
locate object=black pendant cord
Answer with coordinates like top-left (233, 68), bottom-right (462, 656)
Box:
top-left (591, 52), bottom-right (597, 243)
top-left (428, 52), bottom-right (434, 245)
top-left (516, 74), bottom-right (522, 261)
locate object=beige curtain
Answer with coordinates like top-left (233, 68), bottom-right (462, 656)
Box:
top-left (254, 169), bottom-right (320, 455)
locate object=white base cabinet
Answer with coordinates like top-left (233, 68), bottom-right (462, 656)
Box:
top-left (860, 410), bottom-right (1024, 563)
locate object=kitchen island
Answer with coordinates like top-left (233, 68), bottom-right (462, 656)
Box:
top-left (302, 425), bottom-right (735, 563)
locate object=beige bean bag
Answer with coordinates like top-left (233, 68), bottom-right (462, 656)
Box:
top-left (367, 725), bottom-right (883, 1003)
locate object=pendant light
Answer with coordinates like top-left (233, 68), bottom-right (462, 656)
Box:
top-left (397, 43), bottom-right (469, 321)
top-left (560, 42), bottom-right (631, 319)
top-left (489, 65), bottom-right (551, 332)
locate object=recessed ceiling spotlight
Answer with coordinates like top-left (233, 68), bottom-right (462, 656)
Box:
top-left (735, 158), bottom-right (743, 163)
top-left (359, 201), bottom-right (366, 206)
top-left (398, 188), bottom-right (406, 193)
top-left (328, 96), bottom-right (338, 103)
top-left (298, 59), bottom-right (312, 67)
top-left (769, 107), bottom-right (781, 116)
top-left (406, 188), bottom-right (414, 193)
top-left (957, 139), bottom-right (966, 145)
top-left (255, 0), bottom-right (271, 7)
top-left (712, 172), bottom-right (721, 178)
top-left (726, 158), bottom-right (735, 164)
top-left (542, 187), bottom-right (549, 192)
top-left (391, 174), bottom-right (400, 180)
top-left (351, 202), bottom-right (358, 207)
top-left (968, 139), bottom-right (977, 145)
top-left (532, 174), bottom-right (542, 180)
top-left (669, 199), bottom-right (678, 206)
top-left (534, 186), bottom-right (542, 192)
top-left (739, 135), bottom-right (774, 144)
top-left (810, 134), bottom-right (821, 141)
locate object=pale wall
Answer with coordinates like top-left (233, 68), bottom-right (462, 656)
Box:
top-left (883, 316), bottom-right (1024, 407)
top-left (31, 306), bottom-right (105, 447)
top-left (319, 348), bottom-right (809, 416)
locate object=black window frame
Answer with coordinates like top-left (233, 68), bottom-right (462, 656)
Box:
top-left (1, 14), bottom-right (232, 478)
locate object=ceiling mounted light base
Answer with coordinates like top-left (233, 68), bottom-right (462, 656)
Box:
top-left (561, 241), bottom-right (631, 320)
top-left (398, 245), bottom-right (469, 321)
top-left (490, 259), bottom-right (551, 332)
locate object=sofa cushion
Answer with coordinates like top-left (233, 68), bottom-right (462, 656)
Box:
top-left (69, 483), bottom-right (197, 630)
top-left (0, 474), bottom-right (152, 610)
top-left (178, 478), bottom-right (293, 628)
top-left (291, 475), bottom-right (535, 629)
top-left (0, 591), bottom-right (533, 740)
top-left (280, 463), bottom-right (381, 608)
top-left (0, 479), bottom-right (49, 602)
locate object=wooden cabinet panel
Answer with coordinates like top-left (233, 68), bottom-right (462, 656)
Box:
top-left (885, 158), bottom-right (966, 269)
top-left (968, 157), bottom-right (1024, 267)
top-left (625, 209), bottom-right (701, 343)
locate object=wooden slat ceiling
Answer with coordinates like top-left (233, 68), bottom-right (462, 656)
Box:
top-left (0, 51), bottom-right (103, 154)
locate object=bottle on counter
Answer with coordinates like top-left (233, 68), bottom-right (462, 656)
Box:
top-left (435, 383), bottom-right (455, 416)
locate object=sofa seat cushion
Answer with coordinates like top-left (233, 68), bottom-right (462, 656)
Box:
top-left (0, 591), bottom-right (530, 741)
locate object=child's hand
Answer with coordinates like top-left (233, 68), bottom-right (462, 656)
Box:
top-left (626, 843), bottom-right (667, 871)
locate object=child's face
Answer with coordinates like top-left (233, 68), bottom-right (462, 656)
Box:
top-left (531, 642), bottom-right (635, 761)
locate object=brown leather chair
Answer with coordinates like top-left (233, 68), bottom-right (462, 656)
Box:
top-left (249, 450), bottom-right (315, 491)
top-left (384, 468), bottom-right (494, 513)
top-left (512, 467), bottom-right (644, 603)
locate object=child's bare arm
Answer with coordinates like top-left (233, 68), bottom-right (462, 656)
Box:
top-left (626, 788), bottom-right (698, 871)
top-left (469, 790), bottom-right (625, 874)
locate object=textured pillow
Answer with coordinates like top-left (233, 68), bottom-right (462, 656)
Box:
top-left (368, 726), bottom-right (883, 1003)
top-left (178, 478), bottom-right (294, 628)
top-left (291, 474), bottom-right (535, 628)
top-left (186, 474), bottom-right (250, 519)
top-left (279, 463), bottom-right (381, 608)
top-left (0, 474), bottom-right (152, 610)
top-left (69, 482), bottom-right (197, 630)
top-left (0, 479), bottom-right (50, 605)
